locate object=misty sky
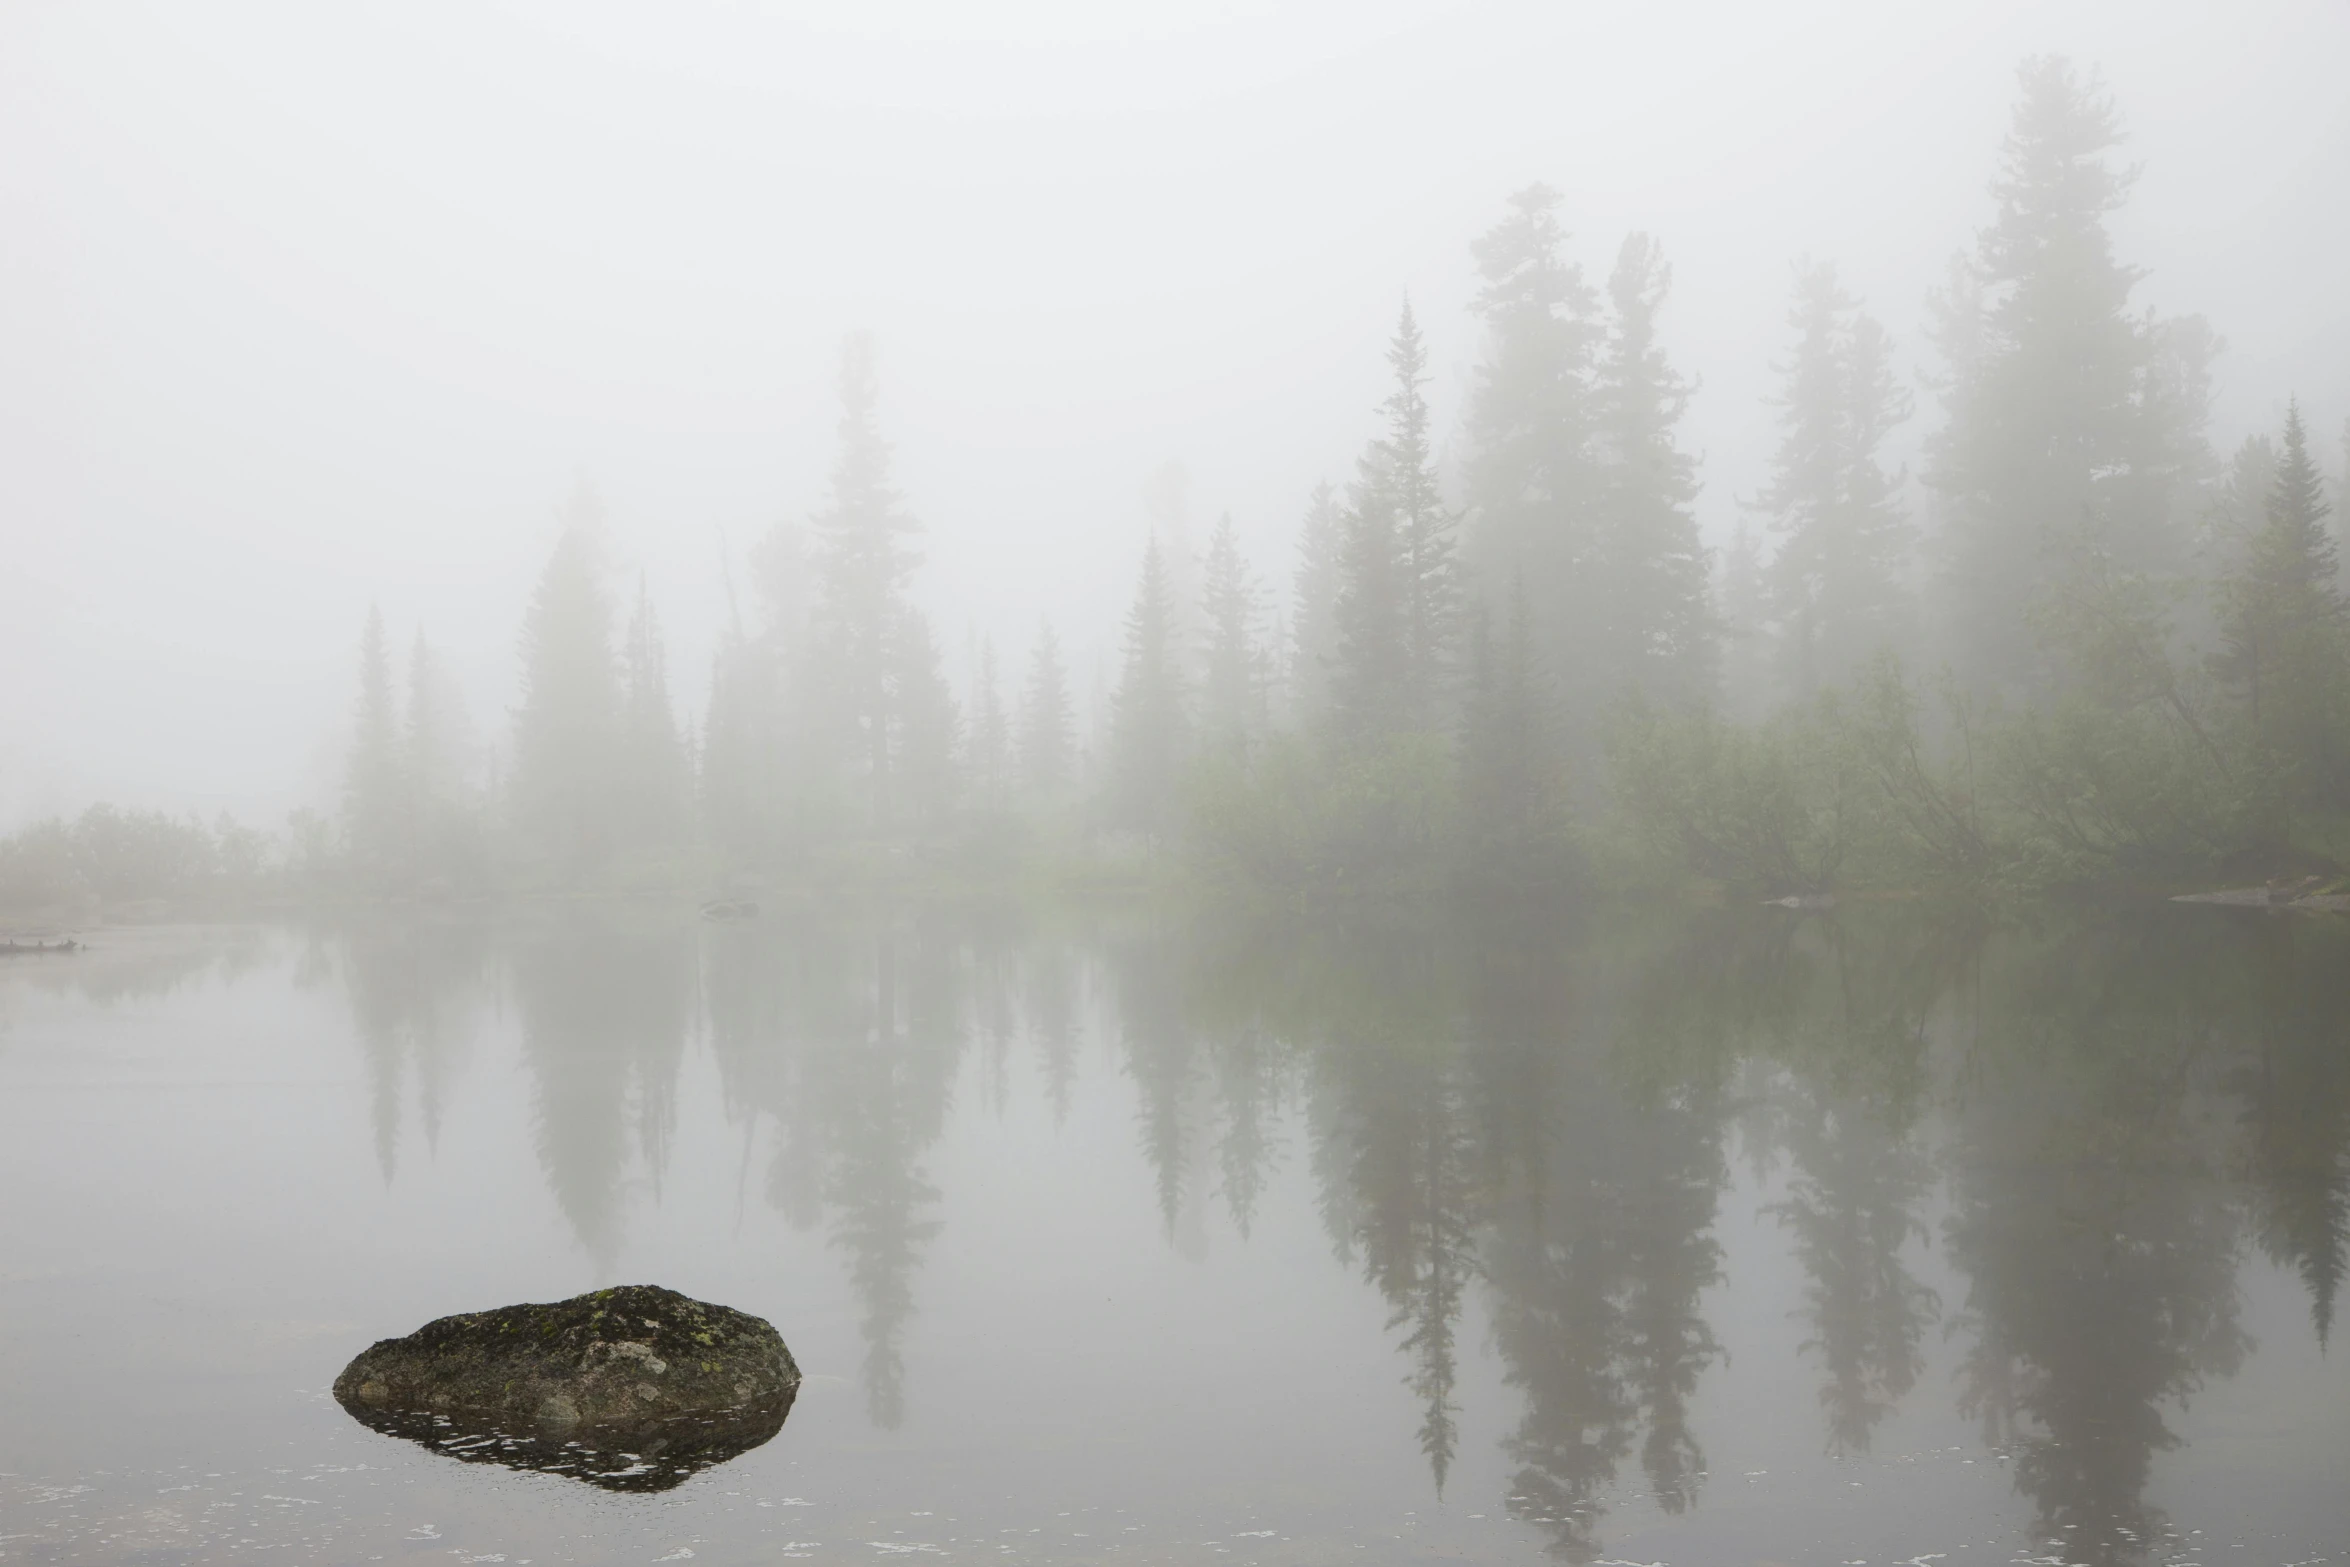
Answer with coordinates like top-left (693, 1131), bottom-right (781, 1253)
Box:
top-left (3, 0), bottom-right (2346, 828)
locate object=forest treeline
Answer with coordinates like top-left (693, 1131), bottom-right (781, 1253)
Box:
top-left (5, 57), bottom-right (2348, 915)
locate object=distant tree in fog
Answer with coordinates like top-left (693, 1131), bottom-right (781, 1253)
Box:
top-left (1107, 536), bottom-right (1190, 838)
top-left (511, 492), bottom-right (622, 870)
top-left (811, 333), bottom-right (928, 833)
top-left (343, 603), bottom-right (406, 887)
top-left (1018, 621), bottom-right (1074, 801)
top-left (2213, 402), bottom-right (2349, 835)
top-left (1288, 481), bottom-right (1343, 728)
top-left (1198, 512), bottom-right (1267, 758)
top-left (1333, 301), bottom-right (1457, 744)
top-left (1755, 258), bottom-right (1915, 700)
top-left (1592, 232), bottom-right (1713, 710)
top-left (1925, 57), bottom-right (2207, 697)
top-left (1463, 185), bottom-right (1602, 724)
top-left (617, 576), bottom-right (690, 848)
top-left (967, 636), bottom-right (1010, 808)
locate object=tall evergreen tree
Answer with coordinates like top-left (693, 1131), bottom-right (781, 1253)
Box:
top-left (1288, 481), bottom-right (1344, 727)
top-left (511, 494), bottom-right (622, 871)
top-left (1333, 301), bottom-right (1459, 742)
top-left (1198, 512), bottom-right (1266, 758)
top-left (618, 576), bottom-right (689, 848)
top-left (1463, 185), bottom-right (1602, 699)
top-left (812, 333), bottom-right (924, 833)
top-left (1594, 233), bottom-right (1713, 707)
top-left (2213, 401), bottom-right (2350, 831)
top-left (1107, 537), bottom-right (1190, 839)
top-left (1019, 621), bottom-right (1075, 801)
top-left (967, 636), bottom-right (1010, 808)
top-left (1927, 58), bottom-right (2197, 696)
top-left (1755, 259), bottom-right (1916, 700)
top-left (343, 603), bottom-right (405, 886)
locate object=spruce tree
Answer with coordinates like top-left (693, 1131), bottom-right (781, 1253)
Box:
top-left (1198, 512), bottom-right (1266, 758)
top-left (342, 603), bottom-right (405, 887)
top-left (1019, 621), bottom-right (1075, 801)
top-left (1289, 481), bottom-right (1344, 727)
top-left (1755, 260), bottom-right (1915, 700)
top-left (1463, 185), bottom-right (1601, 694)
top-left (1926, 58), bottom-right (2186, 696)
top-left (2214, 401), bottom-right (2349, 829)
top-left (1107, 537), bottom-right (1190, 839)
top-left (618, 577), bottom-right (689, 848)
top-left (812, 333), bottom-right (923, 832)
top-left (1333, 301), bottom-right (1459, 743)
top-left (968, 636), bottom-right (1010, 807)
top-left (512, 497), bottom-right (622, 871)
top-left (1593, 233), bottom-right (1713, 708)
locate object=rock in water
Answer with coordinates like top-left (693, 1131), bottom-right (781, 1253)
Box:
top-left (333, 1285), bottom-right (799, 1491)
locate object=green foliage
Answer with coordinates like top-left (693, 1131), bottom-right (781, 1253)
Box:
top-left (0, 805), bottom-right (282, 913)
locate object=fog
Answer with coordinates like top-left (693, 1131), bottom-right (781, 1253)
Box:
top-left (5, 0), bottom-right (2345, 827)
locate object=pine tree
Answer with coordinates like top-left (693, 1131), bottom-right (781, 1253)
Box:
top-left (1288, 481), bottom-right (1344, 727)
top-left (1927, 58), bottom-right (2189, 696)
top-left (1198, 512), bottom-right (1266, 758)
top-left (1755, 259), bottom-right (1915, 700)
top-left (512, 495), bottom-right (622, 871)
top-left (1333, 301), bottom-right (1459, 743)
top-left (1594, 233), bottom-right (1713, 708)
top-left (968, 636), bottom-right (1010, 807)
top-left (343, 603), bottom-right (405, 887)
top-left (812, 333), bottom-right (923, 833)
top-left (404, 632), bottom-right (483, 889)
top-left (618, 577), bottom-right (689, 848)
top-left (1019, 621), bottom-right (1075, 801)
top-left (1463, 185), bottom-right (1602, 697)
top-left (2214, 401), bottom-right (2350, 830)
top-left (1107, 537), bottom-right (1190, 838)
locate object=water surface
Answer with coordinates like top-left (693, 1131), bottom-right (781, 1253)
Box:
top-left (2, 903), bottom-right (2345, 1565)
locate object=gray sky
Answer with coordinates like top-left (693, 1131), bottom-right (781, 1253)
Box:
top-left (4, 0), bottom-right (2346, 828)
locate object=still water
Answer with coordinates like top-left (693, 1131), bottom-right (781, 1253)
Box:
top-left (2, 902), bottom-right (2345, 1566)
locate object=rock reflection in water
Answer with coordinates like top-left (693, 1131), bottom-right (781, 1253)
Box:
top-left (334, 1393), bottom-right (794, 1492)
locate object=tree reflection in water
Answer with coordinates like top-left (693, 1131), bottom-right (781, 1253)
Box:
top-left (326, 900), bottom-right (2350, 1565)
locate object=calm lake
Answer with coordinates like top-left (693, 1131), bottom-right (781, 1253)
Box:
top-left (2, 902), bottom-right (2345, 1566)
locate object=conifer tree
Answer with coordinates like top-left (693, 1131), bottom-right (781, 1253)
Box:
top-left (1594, 234), bottom-right (1713, 708)
top-left (618, 577), bottom-right (689, 847)
top-left (1927, 59), bottom-right (2190, 696)
top-left (1198, 512), bottom-right (1266, 758)
top-left (968, 636), bottom-right (1010, 807)
top-left (403, 632), bottom-right (483, 888)
top-left (1288, 482), bottom-right (1344, 727)
top-left (1755, 260), bottom-right (1915, 699)
top-left (1019, 621), bottom-right (1075, 801)
top-left (1107, 537), bottom-right (1189, 838)
top-left (1463, 185), bottom-right (1601, 690)
top-left (512, 497), bottom-right (622, 871)
top-left (1333, 301), bottom-right (1459, 742)
top-left (343, 603), bottom-right (405, 886)
top-left (812, 333), bottom-right (923, 832)
top-left (2214, 402), bottom-right (2349, 830)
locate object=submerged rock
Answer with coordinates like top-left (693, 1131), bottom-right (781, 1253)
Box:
top-left (333, 1285), bottom-right (798, 1491)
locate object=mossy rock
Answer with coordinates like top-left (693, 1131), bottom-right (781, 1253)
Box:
top-left (333, 1285), bottom-right (798, 1490)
